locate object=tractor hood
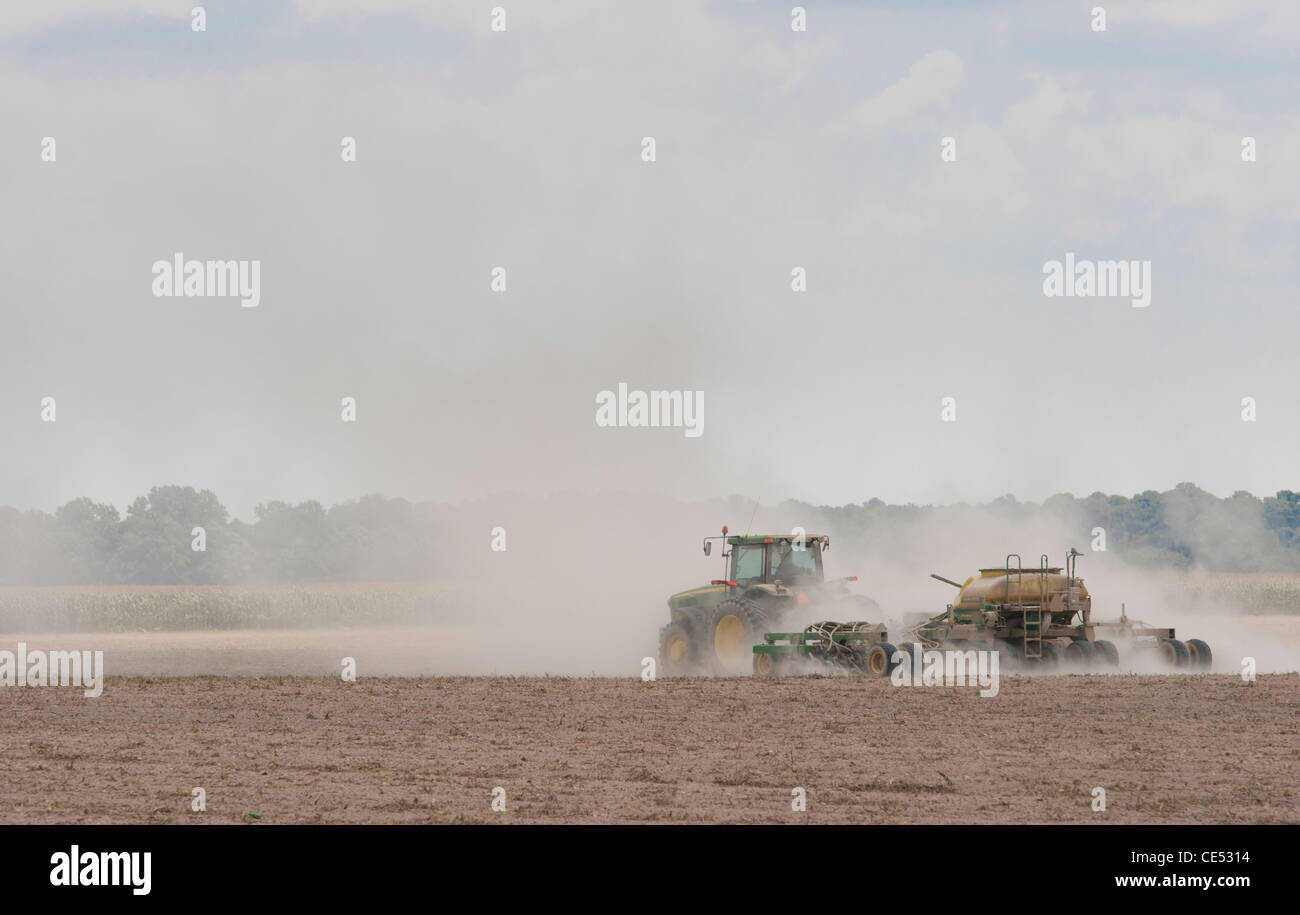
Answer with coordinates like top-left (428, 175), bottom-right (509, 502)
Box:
top-left (667, 583), bottom-right (728, 611)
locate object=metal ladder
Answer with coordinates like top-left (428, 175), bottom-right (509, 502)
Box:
top-left (1008, 554), bottom-right (1041, 659)
top-left (1033, 555), bottom-right (1052, 655)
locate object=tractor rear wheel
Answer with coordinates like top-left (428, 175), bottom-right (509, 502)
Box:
top-left (659, 620), bottom-right (701, 676)
top-left (1093, 639), bottom-right (1120, 667)
top-left (708, 598), bottom-right (768, 676)
top-left (1157, 638), bottom-right (1189, 668)
top-left (1185, 638), bottom-right (1212, 669)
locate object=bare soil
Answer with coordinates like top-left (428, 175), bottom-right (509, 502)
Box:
top-left (2, 672), bottom-right (1296, 824)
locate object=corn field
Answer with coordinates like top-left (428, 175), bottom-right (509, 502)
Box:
top-left (0, 581), bottom-right (485, 632)
top-left (1142, 572), bottom-right (1300, 616)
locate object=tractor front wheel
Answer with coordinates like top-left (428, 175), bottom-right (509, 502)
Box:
top-left (658, 620), bottom-right (701, 676)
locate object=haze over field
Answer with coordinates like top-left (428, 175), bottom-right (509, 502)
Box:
top-left (2, 1), bottom-right (1298, 520)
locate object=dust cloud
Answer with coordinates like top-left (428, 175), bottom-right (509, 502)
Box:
top-left (10, 493), bottom-right (1292, 677)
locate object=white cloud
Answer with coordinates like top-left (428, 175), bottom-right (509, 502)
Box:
top-left (850, 49), bottom-right (964, 132)
top-left (1004, 75), bottom-right (1092, 139)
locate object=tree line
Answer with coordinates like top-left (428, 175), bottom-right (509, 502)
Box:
top-left (1, 483), bottom-right (1298, 585)
top-left (0, 487), bottom-right (442, 585)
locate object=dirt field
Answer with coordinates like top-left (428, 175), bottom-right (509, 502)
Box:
top-left (2, 672), bottom-right (1296, 824)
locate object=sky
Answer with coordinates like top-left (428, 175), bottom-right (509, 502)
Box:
top-left (1, 1), bottom-right (1297, 520)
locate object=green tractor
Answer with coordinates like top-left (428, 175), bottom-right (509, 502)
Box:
top-left (658, 526), bottom-right (883, 676)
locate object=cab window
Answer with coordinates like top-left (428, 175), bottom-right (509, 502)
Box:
top-left (769, 543), bottom-right (819, 582)
top-left (731, 545), bottom-right (766, 585)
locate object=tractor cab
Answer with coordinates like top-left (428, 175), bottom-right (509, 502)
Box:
top-left (717, 534), bottom-right (826, 588)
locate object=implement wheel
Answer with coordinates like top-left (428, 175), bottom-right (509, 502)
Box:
top-left (1036, 641), bottom-right (1060, 670)
top-left (752, 651), bottom-right (788, 678)
top-left (708, 598), bottom-right (768, 676)
top-left (1157, 638), bottom-right (1189, 668)
top-left (1186, 638), bottom-right (1212, 669)
top-left (867, 641), bottom-right (898, 676)
top-left (1063, 640), bottom-right (1097, 670)
top-left (1093, 639), bottom-right (1120, 667)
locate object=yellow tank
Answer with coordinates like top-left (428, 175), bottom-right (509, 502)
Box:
top-left (953, 568), bottom-right (1089, 611)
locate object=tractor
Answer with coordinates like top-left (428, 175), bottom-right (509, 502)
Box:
top-left (658, 527), bottom-right (885, 676)
top-left (900, 549), bottom-right (1214, 671)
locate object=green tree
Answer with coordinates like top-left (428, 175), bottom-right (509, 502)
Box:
top-left (53, 497), bottom-right (121, 584)
top-left (110, 486), bottom-right (229, 584)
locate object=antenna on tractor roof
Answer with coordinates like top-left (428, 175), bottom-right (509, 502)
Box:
top-left (745, 498), bottom-right (760, 535)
